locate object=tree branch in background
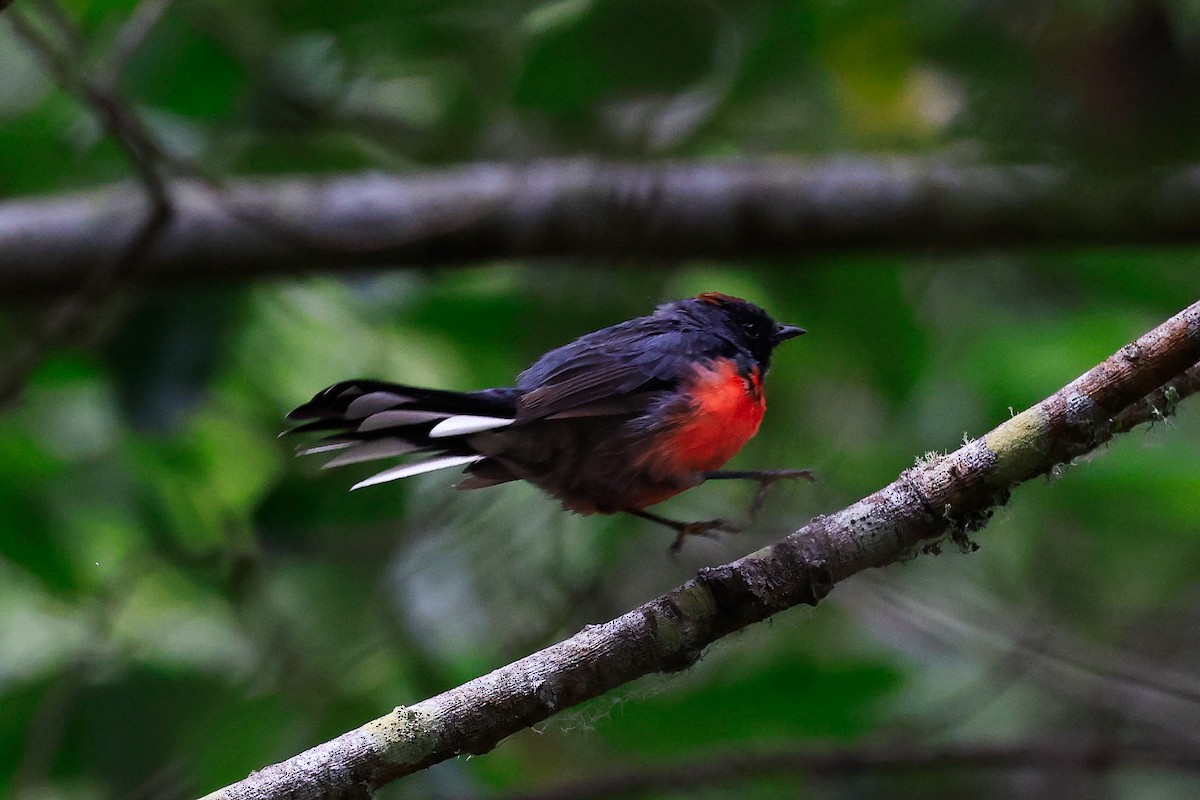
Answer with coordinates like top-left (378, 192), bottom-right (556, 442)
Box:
top-left (8, 3), bottom-right (171, 203)
top-left (198, 301), bottom-right (1200, 800)
top-left (0, 1), bottom-right (174, 404)
top-left (5, 160), bottom-right (1200, 297)
top-left (485, 738), bottom-right (1200, 800)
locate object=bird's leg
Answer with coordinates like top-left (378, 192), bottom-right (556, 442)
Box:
top-left (702, 468), bottom-right (817, 519)
top-left (626, 509), bottom-right (741, 555)
top-left (628, 471), bottom-right (814, 554)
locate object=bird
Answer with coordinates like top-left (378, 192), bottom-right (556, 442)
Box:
top-left (284, 292), bottom-right (811, 551)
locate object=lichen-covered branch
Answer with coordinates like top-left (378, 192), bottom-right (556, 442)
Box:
top-left (198, 300), bottom-right (1200, 800)
top-left (7, 160), bottom-right (1200, 297)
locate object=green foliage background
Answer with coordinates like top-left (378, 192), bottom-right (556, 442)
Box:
top-left (4, 1), bottom-right (1200, 798)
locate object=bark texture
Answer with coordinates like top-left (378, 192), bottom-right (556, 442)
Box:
top-left (7, 160), bottom-right (1200, 296)
top-left (199, 300), bottom-right (1200, 800)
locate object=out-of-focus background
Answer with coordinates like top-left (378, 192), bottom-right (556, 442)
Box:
top-left (4, 1), bottom-right (1200, 798)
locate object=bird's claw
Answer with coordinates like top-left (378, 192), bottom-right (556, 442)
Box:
top-left (756, 468), bottom-right (817, 485)
top-left (749, 469), bottom-right (816, 518)
top-left (667, 518), bottom-right (740, 556)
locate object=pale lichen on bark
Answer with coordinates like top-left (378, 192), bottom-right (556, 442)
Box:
top-left (984, 406), bottom-right (1051, 482)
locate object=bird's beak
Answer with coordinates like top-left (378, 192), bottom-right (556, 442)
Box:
top-left (774, 324), bottom-right (806, 342)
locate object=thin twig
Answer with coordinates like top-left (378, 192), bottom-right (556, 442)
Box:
top-left (0, 2), bottom-right (173, 404)
top-left (855, 577), bottom-right (1200, 741)
top-left (0, 199), bottom-right (170, 404)
top-left (6, 0), bottom-right (338, 298)
top-left (11, 661), bottom-right (88, 793)
top-left (8, 2), bottom-right (170, 200)
top-left (485, 739), bottom-right (1200, 800)
top-left (98, 0), bottom-right (177, 90)
top-left (29, 0), bottom-right (85, 53)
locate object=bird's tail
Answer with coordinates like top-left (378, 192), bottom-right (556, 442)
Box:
top-left (283, 379), bottom-right (521, 490)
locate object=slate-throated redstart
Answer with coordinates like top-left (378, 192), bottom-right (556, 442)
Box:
top-left (285, 292), bottom-right (810, 550)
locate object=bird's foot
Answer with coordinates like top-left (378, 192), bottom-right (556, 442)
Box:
top-left (666, 518), bottom-right (741, 556)
top-left (702, 468), bottom-right (817, 519)
top-left (747, 469), bottom-right (816, 518)
top-left (626, 509), bottom-right (740, 555)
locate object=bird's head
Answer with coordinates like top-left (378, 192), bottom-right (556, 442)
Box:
top-left (683, 292), bottom-right (805, 370)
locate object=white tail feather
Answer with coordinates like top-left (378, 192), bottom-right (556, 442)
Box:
top-left (358, 409), bottom-right (450, 432)
top-left (427, 415), bottom-right (515, 438)
top-left (323, 438), bottom-right (421, 469)
top-left (351, 454), bottom-right (484, 490)
top-left (345, 391), bottom-right (413, 419)
top-left (298, 441), bottom-right (354, 456)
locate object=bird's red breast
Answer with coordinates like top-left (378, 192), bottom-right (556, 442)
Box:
top-left (667, 358), bottom-right (766, 472)
top-left (627, 358), bottom-right (766, 509)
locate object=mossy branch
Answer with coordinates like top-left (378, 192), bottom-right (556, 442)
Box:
top-left (199, 299), bottom-right (1200, 800)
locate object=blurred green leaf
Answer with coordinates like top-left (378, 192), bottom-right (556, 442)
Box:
top-left (598, 654), bottom-right (902, 754)
top-left (515, 0), bottom-right (719, 117)
top-left (0, 563), bottom-right (92, 679)
top-left (111, 566), bottom-right (257, 675)
top-left (126, 20), bottom-right (246, 119)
